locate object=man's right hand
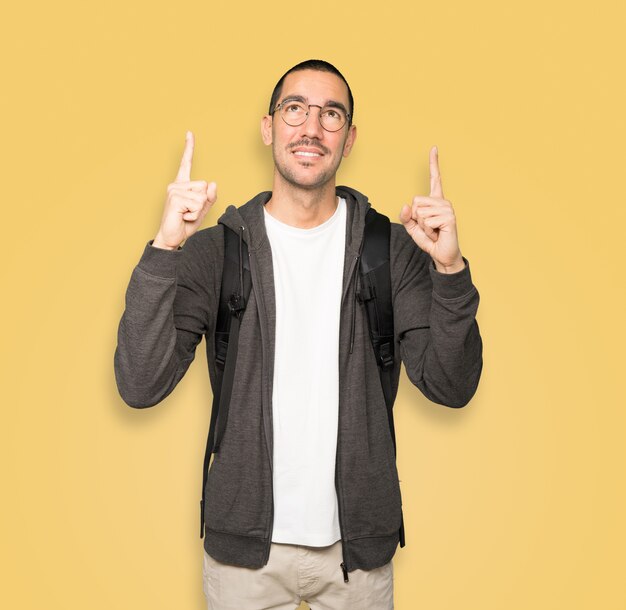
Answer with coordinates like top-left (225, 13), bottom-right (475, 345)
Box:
top-left (153, 131), bottom-right (217, 250)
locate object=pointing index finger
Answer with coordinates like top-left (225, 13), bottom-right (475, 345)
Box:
top-left (176, 130), bottom-right (194, 183)
top-left (429, 145), bottom-right (444, 199)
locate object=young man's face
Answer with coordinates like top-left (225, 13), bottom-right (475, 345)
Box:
top-left (261, 69), bottom-right (357, 191)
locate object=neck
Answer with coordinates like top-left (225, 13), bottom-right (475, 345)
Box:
top-left (265, 173), bottom-right (338, 229)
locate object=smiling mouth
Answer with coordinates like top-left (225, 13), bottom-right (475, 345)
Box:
top-left (293, 150), bottom-right (323, 158)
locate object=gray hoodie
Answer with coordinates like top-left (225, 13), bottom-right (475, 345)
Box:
top-left (114, 186), bottom-right (483, 575)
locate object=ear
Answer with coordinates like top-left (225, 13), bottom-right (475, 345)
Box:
top-left (342, 124), bottom-right (357, 157)
top-left (261, 115), bottom-right (273, 145)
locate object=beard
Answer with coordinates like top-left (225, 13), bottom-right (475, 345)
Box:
top-left (272, 138), bottom-right (344, 191)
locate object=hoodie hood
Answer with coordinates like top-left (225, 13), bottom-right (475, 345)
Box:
top-left (217, 185), bottom-right (372, 256)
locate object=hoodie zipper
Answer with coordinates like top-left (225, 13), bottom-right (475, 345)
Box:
top-left (336, 422), bottom-right (350, 582)
top-left (335, 252), bottom-right (361, 582)
top-left (245, 242), bottom-right (276, 566)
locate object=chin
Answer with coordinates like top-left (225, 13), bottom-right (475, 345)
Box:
top-left (290, 174), bottom-right (333, 190)
top-left (276, 161), bottom-right (339, 191)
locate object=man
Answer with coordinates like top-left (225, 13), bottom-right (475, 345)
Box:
top-left (114, 59), bottom-right (483, 609)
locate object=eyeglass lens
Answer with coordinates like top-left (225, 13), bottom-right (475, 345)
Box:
top-left (279, 101), bottom-right (347, 131)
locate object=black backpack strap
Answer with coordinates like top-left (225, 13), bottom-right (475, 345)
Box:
top-left (357, 206), bottom-right (405, 547)
top-left (358, 208), bottom-right (395, 443)
top-left (200, 224), bottom-right (251, 538)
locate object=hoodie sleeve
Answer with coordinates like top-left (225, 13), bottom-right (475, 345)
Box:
top-left (113, 229), bottom-right (221, 408)
top-left (390, 224), bottom-right (483, 408)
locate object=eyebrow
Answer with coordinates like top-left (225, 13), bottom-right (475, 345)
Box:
top-left (279, 95), bottom-right (349, 116)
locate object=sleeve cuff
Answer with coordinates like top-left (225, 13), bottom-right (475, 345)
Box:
top-left (137, 239), bottom-right (183, 279)
top-left (428, 256), bottom-right (475, 299)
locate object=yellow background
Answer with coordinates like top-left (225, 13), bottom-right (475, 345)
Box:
top-left (2, 1), bottom-right (624, 608)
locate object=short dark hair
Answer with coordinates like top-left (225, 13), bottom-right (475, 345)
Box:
top-left (268, 59), bottom-right (354, 125)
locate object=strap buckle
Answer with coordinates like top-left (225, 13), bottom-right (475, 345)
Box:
top-left (378, 341), bottom-right (394, 369)
top-left (228, 293), bottom-right (245, 319)
top-left (356, 284), bottom-right (375, 303)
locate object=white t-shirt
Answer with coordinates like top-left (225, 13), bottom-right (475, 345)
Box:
top-left (263, 197), bottom-right (347, 546)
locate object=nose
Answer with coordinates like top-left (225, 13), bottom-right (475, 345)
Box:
top-left (300, 105), bottom-right (324, 140)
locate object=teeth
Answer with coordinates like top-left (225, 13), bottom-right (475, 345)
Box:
top-left (294, 151), bottom-right (321, 157)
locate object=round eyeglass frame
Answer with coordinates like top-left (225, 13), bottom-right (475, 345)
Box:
top-left (271, 100), bottom-right (351, 132)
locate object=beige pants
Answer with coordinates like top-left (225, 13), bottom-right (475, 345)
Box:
top-left (202, 540), bottom-right (394, 609)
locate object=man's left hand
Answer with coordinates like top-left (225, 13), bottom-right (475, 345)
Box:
top-left (399, 146), bottom-right (465, 274)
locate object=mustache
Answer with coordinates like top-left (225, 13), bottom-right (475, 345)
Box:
top-left (287, 139), bottom-right (330, 155)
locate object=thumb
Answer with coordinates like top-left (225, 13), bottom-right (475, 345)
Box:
top-left (399, 204), bottom-right (415, 229)
top-left (207, 181), bottom-right (218, 204)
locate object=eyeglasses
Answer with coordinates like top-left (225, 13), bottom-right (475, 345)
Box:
top-left (272, 99), bottom-right (351, 132)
